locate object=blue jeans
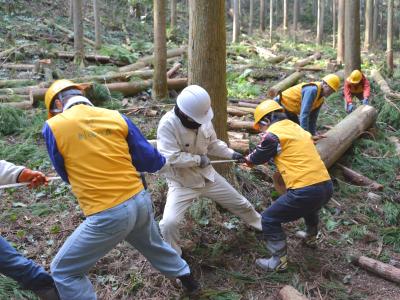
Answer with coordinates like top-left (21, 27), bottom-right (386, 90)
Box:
top-left (51, 190), bottom-right (190, 300)
top-left (262, 181), bottom-right (333, 241)
top-left (0, 236), bottom-right (54, 290)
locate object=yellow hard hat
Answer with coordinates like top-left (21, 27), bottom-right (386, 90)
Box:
top-left (253, 100), bottom-right (283, 130)
top-left (322, 74), bottom-right (340, 92)
top-left (45, 79), bottom-right (86, 119)
top-left (347, 70), bottom-right (362, 84)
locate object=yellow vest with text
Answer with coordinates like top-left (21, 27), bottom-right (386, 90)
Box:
top-left (280, 82), bottom-right (324, 115)
top-left (47, 105), bottom-right (143, 216)
top-left (268, 119), bottom-right (330, 189)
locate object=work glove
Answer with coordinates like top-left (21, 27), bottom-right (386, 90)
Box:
top-left (346, 103), bottom-right (354, 114)
top-left (199, 155), bottom-right (210, 168)
top-left (17, 168), bottom-right (48, 188)
top-left (362, 98), bottom-right (369, 105)
top-left (232, 152), bottom-right (246, 163)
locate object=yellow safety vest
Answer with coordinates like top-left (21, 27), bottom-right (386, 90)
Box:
top-left (268, 119), bottom-right (330, 189)
top-left (47, 105), bottom-right (143, 216)
top-left (280, 82), bottom-right (324, 115)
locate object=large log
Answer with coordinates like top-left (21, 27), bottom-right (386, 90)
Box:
top-left (118, 47), bottom-right (187, 72)
top-left (167, 62), bottom-right (182, 78)
top-left (56, 51), bottom-right (126, 66)
top-left (278, 285), bottom-right (308, 300)
top-left (227, 119), bottom-right (257, 133)
top-left (0, 86), bottom-right (38, 95)
top-left (371, 69), bottom-right (400, 108)
top-left (337, 163), bottom-right (384, 190)
top-left (268, 71), bottom-right (303, 97)
top-left (2, 63), bottom-right (35, 71)
top-left (0, 101), bottom-right (32, 110)
top-left (0, 94), bottom-right (30, 102)
top-left (227, 105), bottom-right (255, 116)
top-left (0, 43), bottom-right (35, 58)
top-left (29, 78), bottom-right (188, 104)
top-left (0, 79), bottom-right (37, 89)
top-left (316, 105), bottom-right (378, 168)
top-left (352, 255), bottom-right (400, 284)
top-left (295, 52), bottom-right (322, 68)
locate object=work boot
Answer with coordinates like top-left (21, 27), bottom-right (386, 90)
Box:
top-left (255, 239), bottom-right (288, 272)
top-left (32, 283), bottom-right (60, 300)
top-left (295, 225), bottom-right (318, 248)
top-left (177, 273), bottom-right (201, 297)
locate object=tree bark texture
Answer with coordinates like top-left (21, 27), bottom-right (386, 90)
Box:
top-left (353, 255), bottom-right (400, 284)
top-left (233, 0), bottom-right (240, 43)
top-left (293, 0), bottom-right (299, 41)
top-left (170, 0), bottom-right (177, 31)
top-left (269, 0), bottom-right (273, 43)
top-left (295, 52), bottom-right (321, 68)
top-left (344, 0), bottom-right (361, 77)
top-left (73, 0), bottom-right (85, 66)
top-left (332, 0), bottom-right (336, 48)
top-left (153, 0), bottom-right (168, 100)
top-left (268, 71), bottom-right (303, 97)
top-left (260, 0), bottom-right (265, 31)
top-left (316, 0), bottom-right (324, 45)
top-left (283, 0), bottom-right (288, 35)
top-left (338, 164), bottom-right (384, 190)
top-left (278, 285), bottom-right (308, 300)
top-left (249, 0), bottom-right (254, 35)
top-left (386, 0), bottom-right (394, 75)
top-left (337, 0), bottom-right (344, 64)
top-left (372, 0), bottom-right (379, 45)
top-left (93, 0), bottom-right (101, 50)
top-left (364, 0), bottom-right (373, 51)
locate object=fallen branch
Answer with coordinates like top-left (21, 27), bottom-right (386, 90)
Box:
top-left (268, 71), bottom-right (303, 97)
top-left (337, 163), bottom-right (384, 191)
top-left (352, 255), bottom-right (400, 284)
top-left (0, 43), bottom-right (35, 59)
top-left (45, 20), bottom-right (96, 46)
top-left (278, 285), bottom-right (308, 300)
top-left (119, 47), bottom-right (187, 73)
top-left (295, 52), bottom-right (321, 68)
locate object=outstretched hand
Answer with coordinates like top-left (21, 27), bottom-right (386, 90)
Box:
top-left (18, 169), bottom-right (49, 189)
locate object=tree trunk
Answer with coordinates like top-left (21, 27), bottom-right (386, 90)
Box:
top-left (293, 0), bottom-right (299, 42)
top-left (338, 164), bottom-right (384, 190)
top-left (232, 0), bottom-right (240, 43)
top-left (386, 0), bottom-right (394, 75)
top-left (344, 0), bottom-right (360, 77)
top-left (170, 0), bottom-right (177, 31)
top-left (316, 105), bottom-right (378, 168)
top-left (269, 0), bottom-right (273, 43)
top-left (69, 0), bottom-right (74, 23)
top-left (332, 0), bottom-right (336, 48)
top-left (337, 0), bottom-right (344, 63)
top-left (93, 0), bottom-right (101, 50)
top-left (189, 0), bottom-right (233, 178)
top-left (73, 0), bottom-right (85, 66)
top-left (279, 285), bottom-right (308, 300)
top-left (260, 0), bottom-right (265, 31)
top-left (283, 0), bottom-right (288, 35)
top-left (249, 0), bottom-right (254, 35)
top-left (268, 71), bottom-right (303, 97)
top-left (352, 256), bottom-right (400, 284)
top-left (316, 0), bottom-right (324, 45)
top-left (364, 0), bottom-right (373, 51)
top-left (372, 0), bottom-right (379, 46)
top-left (153, 0), bottom-right (168, 100)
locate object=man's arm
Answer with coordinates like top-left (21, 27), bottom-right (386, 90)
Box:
top-left (122, 115), bottom-right (166, 173)
top-left (156, 118), bottom-right (201, 168)
top-left (246, 133), bottom-right (280, 165)
top-left (363, 77), bottom-right (371, 99)
top-left (299, 85), bottom-right (318, 133)
top-left (0, 160), bottom-right (24, 185)
top-left (344, 81), bottom-right (353, 104)
top-left (42, 123), bottom-right (69, 183)
top-left (207, 123), bottom-right (235, 159)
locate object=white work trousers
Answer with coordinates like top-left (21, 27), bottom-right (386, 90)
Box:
top-left (160, 172), bottom-right (262, 256)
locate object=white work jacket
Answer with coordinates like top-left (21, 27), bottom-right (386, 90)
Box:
top-left (157, 109), bottom-right (234, 188)
top-left (0, 160), bottom-right (24, 185)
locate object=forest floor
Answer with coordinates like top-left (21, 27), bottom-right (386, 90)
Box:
top-left (0, 2), bottom-right (399, 300)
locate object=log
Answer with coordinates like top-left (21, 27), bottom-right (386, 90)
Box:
top-left (0, 101), bottom-right (32, 110)
top-left (316, 105), bottom-right (378, 168)
top-left (227, 105), bottom-right (255, 116)
top-left (0, 94), bottom-right (30, 102)
top-left (45, 20), bottom-right (96, 47)
top-left (227, 119), bottom-right (258, 133)
top-left (2, 63), bottom-right (35, 71)
top-left (237, 101), bottom-right (258, 108)
top-left (278, 285), bottom-right (308, 300)
top-left (166, 62), bottom-right (182, 78)
top-left (268, 71), bottom-right (303, 97)
top-left (70, 70), bottom-right (154, 83)
top-left (118, 47), bottom-right (187, 72)
top-left (29, 78), bottom-right (188, 104)
top-left (0, 86), bottom-right (38, 95)
top-left (295, 52), bottom-right (321, 68)
top-left (266, 55), bottom-right (285, 64)
top-left (254, 46), bottom-right (276, 60)
top-left (0, 43), bottom-right (35, 58)
top-left (56, 51), bottom-right (126, 66)
top-left (337, 163), bottom-right (384, 191)
top-left (352, 255), bottom-right (400, 284)
top-left (0, 79), bottom-right (37, 89)
top-left (371, 69), bottom-right (400, 101)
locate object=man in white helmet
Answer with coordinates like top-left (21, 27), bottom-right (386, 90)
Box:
top-left (157, 85), bottom-right (262, 256)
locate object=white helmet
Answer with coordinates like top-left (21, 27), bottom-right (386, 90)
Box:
top-left (176, 85), bottom-right (214, 124)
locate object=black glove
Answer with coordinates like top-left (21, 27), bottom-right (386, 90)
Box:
top-left (232, 152), bottom-right (246, 163)
top-left (199, 155), bottom-right (210, 168)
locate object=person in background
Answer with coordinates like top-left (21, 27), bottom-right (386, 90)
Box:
top-left (157, 85), bottom-right (262, 257)
top-left (0, 160), bottom-right (59, 300)
top-left (274, 74), bottom-right (340, 136)
top-left (244, 100), bottom-right (333, 272)
top-left (344, 70), bottom-right (371, 113)
top-left (42, 79), bottom-right (199, 300)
